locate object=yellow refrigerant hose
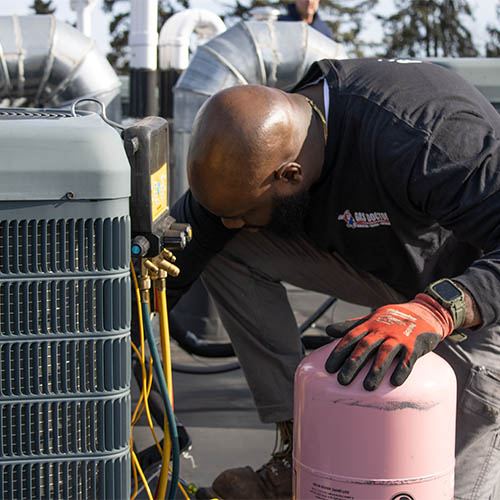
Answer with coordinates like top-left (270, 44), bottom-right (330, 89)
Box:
top-left (159, 287), bottom-right (174, 403)
top-left (130, 258), bottom-right (187, 500)
top-left (156, 284), bottom-right (174, 500)
top-left (130, 263), bottom-right (155, 500)
top-left (130, 271), bottom-right (162, 453)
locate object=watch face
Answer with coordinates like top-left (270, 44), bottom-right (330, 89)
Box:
top-left (433, 280), bottom-right (462, 301)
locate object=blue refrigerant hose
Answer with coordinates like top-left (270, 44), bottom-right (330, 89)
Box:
top-left (141, 300), bottom-right (180, 500)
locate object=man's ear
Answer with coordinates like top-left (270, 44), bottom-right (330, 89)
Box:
top-left (274, 162), bottom-right (303, 183)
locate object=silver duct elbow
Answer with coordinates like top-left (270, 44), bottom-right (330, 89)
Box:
top-left (0, 14), bottom-right (121, 119)
top-left (171, 20), bottom-right (346, 202)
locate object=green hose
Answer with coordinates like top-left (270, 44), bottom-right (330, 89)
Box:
top-left (142, 301), bottom-right (180, 500)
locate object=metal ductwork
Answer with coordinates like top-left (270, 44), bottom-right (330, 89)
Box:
top-left (0, 15), bottom-right (121, 120)
top-left (171, 20), bottom-right (347, 202)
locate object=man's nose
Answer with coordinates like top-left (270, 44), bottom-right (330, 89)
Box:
top-left (221, 217), bottom-right (246, 229)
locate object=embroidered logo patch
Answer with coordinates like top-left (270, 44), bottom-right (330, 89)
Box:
top-left (337, 209), bottom-right (391, 229)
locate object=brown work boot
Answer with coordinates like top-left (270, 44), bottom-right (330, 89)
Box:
top-left (204, 420), bottom-right (293, 499)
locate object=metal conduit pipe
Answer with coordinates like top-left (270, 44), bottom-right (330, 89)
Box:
top-left (171, 20), bottom-right (347, 202)
top-left (158, 8), bottom-right (226, 119)
top-left (0, 14), bottom-right (122, 120)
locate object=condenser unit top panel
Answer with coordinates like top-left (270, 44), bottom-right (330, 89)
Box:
top-left (0, 108), bottom-right (130, 201)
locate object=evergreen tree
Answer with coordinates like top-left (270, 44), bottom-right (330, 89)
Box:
top-left (30, 0), bottom-right (56, 14)
top-left (379, 0), bottom-right (478, 58)
top-left (103, 0), bottom-right (190, 74)
top-left (485, 2), bottom-right (500, 57)
top-left (323, 0), bottom-right (379, 56)
top-left (107, 11), bottom-right (129, 73)
top-left (223, 0), bottom-right (281, 20)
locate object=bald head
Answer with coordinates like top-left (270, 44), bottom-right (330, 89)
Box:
top-left (189, 86), bottom-right (299, 183)
top-left (187, 84), bottom-right (324, 230)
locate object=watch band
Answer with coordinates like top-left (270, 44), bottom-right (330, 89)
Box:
top-left (424, 278), bottom-right (467, 330)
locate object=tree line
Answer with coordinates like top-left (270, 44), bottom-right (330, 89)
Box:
top-left (31, 0), bottom-right (500, 74)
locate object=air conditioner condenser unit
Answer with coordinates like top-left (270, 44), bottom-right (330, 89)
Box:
top-left (0, 108), bottom-right (132, 500)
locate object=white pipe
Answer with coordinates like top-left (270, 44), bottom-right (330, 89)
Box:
top-left (70, 0), bottom-right (98, 38)
top-left (130, 0), bottom-right (158, 70)
top-left (159, 9), bottom-right (226, 71)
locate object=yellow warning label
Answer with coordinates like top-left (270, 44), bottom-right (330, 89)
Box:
top-left (151, 164), bottom-right (168, 221)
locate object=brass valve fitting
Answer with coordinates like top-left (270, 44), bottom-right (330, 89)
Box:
top-left (138, 276), bottom-right (151, 303)
top-left (157, 259), bottom-right (180, 278)
top-left (161, 248), bottom-right (176, 263)
top-left (143, 259), bottom-right (159, 274)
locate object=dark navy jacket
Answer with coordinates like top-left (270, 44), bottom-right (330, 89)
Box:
top-left (169, 59), bottom-right (500, 328)
top-left (278, 3), bottom-right (334, 39)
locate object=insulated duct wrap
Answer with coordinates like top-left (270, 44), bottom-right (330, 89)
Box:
top-left (0, 15), bottom-right (121, 119)
top-left (171, 20), bottom-right (346, 202)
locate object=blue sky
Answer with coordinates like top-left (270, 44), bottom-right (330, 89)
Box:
top-left (0, 0), bottom-right (497, 56)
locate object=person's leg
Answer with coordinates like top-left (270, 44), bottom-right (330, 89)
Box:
top-left (202, 229), bottom-right (405, 423)
top-left (436, 328), bottom-right (500, 500)
top-left (203, 229), bottom-right (500, 499)
top-left (199, 229), bottom-right (405, 499)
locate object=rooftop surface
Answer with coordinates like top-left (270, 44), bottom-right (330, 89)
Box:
top-left (131, 286), bottom-right (369, 498)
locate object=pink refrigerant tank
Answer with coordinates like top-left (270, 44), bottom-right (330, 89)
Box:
top-left (293, 341), bottom-right (457, 500)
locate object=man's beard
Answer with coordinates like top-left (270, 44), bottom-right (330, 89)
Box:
top-left (265, 190), bottom-right (310, 238)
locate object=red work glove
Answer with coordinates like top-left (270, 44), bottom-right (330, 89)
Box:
top-left (324, 294), bottom-right (454, 391)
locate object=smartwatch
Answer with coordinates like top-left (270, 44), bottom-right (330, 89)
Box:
top-left (424, 278), bottom-right (466, 329)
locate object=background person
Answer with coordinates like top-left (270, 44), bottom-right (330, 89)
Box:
top-left (278, 0), bottom-right (334, 39)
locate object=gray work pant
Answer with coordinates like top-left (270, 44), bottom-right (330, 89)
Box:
top-left (201, 229), bottom-right (500, 500)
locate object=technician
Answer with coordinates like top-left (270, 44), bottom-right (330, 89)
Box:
top-left (168, 58), bottom-right (500, 500)
top-left (279, 0), bottom-right (334, 39)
